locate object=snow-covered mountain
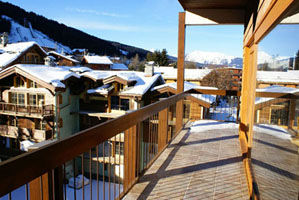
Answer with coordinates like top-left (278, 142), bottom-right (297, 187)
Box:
top-left (2, 15), bottom-right (71, 53)
top-left (185, 50), bottom-right (241, 67)
top-left (185, 50), bottom-right (291, 69)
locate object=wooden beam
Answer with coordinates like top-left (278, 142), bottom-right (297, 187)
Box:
top-left (176, 12), bottom-right (186, 133)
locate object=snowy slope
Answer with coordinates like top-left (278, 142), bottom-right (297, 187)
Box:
top-left (2, 15), bottom-right (71, 53)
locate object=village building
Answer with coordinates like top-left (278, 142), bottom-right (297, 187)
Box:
top-left (79, 69), bottom-right (164, 130)
top-left (81, 55), bottom-right (113, 70)
top-left (48, 51), bottom-right (79, 66)
top-left (0, 64), bottom-right (83, 160)
top-left (257, 70), bottom-right (299, 89)
top-left (152, 81), bottom-right (216, 121)
top-left (0, 41), bottom-right (47, 70)
top-left (254, 85), bottom-right (298, 129)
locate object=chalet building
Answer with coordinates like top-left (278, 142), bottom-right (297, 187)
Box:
top-left (48, 51), bottom-right (79, 66)
top-left (72, 48), bottom-right (87, 61)
top-left (0, 64), bottom-right (82, 160)
top-left (79, 69), bottom-right (164, 130)
top-left (257, 70), bottom-right (299, 89)
top-left (0, 41), bottom-right (47, 70)
top-left (82, 55), bottom-right (113, 70)
top-left (152, 81), bottom-right (216, 121)
top-left (255, 85), bottom-right (299, 128)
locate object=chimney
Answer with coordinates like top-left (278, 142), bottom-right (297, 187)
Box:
top-left (0, 32), bottom-right (8, 47)
top-left (144, 61), bottom-right (155, 77)
top-left (44, 56), bottom-right (56, 66)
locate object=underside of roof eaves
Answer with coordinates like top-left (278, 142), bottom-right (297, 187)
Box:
top-left (178, 0), bottom-right (250, 24)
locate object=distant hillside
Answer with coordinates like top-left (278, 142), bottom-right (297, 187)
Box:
top-left (0, 1), bottom-right (149, 58)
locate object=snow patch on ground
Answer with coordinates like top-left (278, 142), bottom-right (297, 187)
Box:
top-left (253, 124), bottom-right (292, 140)
top-left (190, 120), bottom-right (239, 133)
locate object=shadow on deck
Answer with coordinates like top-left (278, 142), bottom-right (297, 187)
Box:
top-left (125, 121), bottom-right (249, 199)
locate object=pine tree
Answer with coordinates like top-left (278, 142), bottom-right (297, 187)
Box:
top-left (295, 50), bottom-right (299, 70)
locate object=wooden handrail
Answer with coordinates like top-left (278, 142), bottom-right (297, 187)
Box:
top-left (0, 92), bottom-right (187, 197)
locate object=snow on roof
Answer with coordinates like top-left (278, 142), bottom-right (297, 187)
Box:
top-left (257, 70), bottom-right (299, 84)
top-left (69, 66), bottom-right (92, 73)
top-left (154, 66), bottom-right (212, 80)
top-left (82, 70), bottom-right (163, 96)
top-left (87, 84), bottom-right (112, 95)
top-left (84, 55), bottom-right (113, 65)
top-left (0, 41), bottom-right (46, 68)
top-left (3, 64), bottom-right (81, 88)
top-left (255, 85), bottom-right (299, 105)
top-left (49, 51), bottom-right (79, 63)
top-left (152, 81), bottom-right (216, 104)
top-left (72, 48), bottom-right (86, 53)
top-left (111, 63), bottom-right (128, 70)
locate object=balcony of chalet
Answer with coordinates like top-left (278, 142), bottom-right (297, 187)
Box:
top-left (0, 0), bottom-right (299, 200)
top-left (0, 103), bottom-right (54, 118)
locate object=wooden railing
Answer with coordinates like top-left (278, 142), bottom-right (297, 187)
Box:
top-left (0, 89), bottom-right (297, 199)
top-left (0, 92), bottom-right (190, 199)
top-left (0, 103), bottom-right (54, 116)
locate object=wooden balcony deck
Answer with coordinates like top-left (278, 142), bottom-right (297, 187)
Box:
top-left (125, 121), bottom-right (249, 199)
top-left (252, 125), bottom-right (299, 200)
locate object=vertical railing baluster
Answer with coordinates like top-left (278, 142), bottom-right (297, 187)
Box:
top-left (114, 135), bottom-right (116, 200)
top-left (73, 159), bottom-right (77, 200)
top-left (52, 169), bottom-right (55, 199)
top-left (108, 141), bottom-right (111, 200)
top-left (89, 149), bottom-right (92, 200)
top-left (118, 133), bottom-right (121, 199)
top-left (63, 163), bottom-right (67, 200)
top-left (81, 154), bottom-right (85, 200)
top-left (102, 143), bottom-right (105, 200)
top-left (96, 145), bottom-right (99, 200)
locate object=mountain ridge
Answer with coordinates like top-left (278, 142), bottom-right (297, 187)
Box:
top-left (0, 1), bottom-right (149, 58)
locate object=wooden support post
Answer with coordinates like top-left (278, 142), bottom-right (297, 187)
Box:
top-left (239, 43), bottom-right (258, 199)
top-left (124, 125), bottom-right (137, 191)
top-left (176, 12), bottom-right (186, 133)
top-left (158, 108), bottom-right (168, 152)
top-left (288, 99), bottom-right (296, 130)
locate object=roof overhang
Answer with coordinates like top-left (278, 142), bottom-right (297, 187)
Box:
top-left (179, 0), bottom-right (250, 25)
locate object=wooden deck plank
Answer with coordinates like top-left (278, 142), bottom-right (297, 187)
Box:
top-left (124, 121), bottom-right (249, 199)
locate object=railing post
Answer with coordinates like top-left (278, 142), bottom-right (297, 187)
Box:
top-left (124, 125), bottom-right (137, 192)
top-left (288, 99), bottom-right (296, 130)
top-left (158, 108), bottom-right (168, 152)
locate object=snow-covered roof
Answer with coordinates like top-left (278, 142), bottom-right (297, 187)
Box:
top-left (83, 55), bottom-right (113, 65)
top-left (1, 64), bottom-right (81, 88)
top-left (257, 71), bottom-right (299, 84)
top-left (111, 63), bottom-right (128, 70)
top-left (0, 41), bottom-right (46, 68)
top-left (152, 81), bottom-right (216, 104)
top-left (152, 81), bottom-right (217, 92)
top-left (255, 85), bottom-right (299, 105)
top-left (154, 66), bottom-right (212, 80)
top-left (87, 84), bottom-right (113, 95)
top-left (83, 71), bottom-right (163, 96)
top-left (49, 51), bottom-right (79, 63)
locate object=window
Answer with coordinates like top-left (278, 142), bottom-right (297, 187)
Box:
top-left (29, 94), bottom-right (37, 105)
top-left (38, 94), bottom-right (45, 105)
top-left (29, 80), bottom-right (37, 88)
top-left (18, 94), bottom-right (25, 105)
top-left (111, 96), bottom-right (120, 110)
top-left (14, 76), bottom-right (25, 87)
top-left (115, 142), bottom-right (124, 155)
top-left (11, 93), bottom-right (17, 104)
top-left (120, 99), bottom-right (129, 111)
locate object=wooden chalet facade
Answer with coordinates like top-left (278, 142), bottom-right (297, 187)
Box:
top-left (48, 51), bottom-right (79, 66)
top-left (82, 55), bottom-right (113, 70)
top-left (0, 42), bottom-right (47, 69)
top-left (0, 64), bottom-right (82, 160)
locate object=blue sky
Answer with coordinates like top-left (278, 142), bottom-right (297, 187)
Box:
top-left (4, 0), bottom-right (299, 58)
